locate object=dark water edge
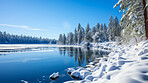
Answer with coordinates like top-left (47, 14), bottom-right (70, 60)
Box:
top-left (0, 46), bottom-right (109, 83)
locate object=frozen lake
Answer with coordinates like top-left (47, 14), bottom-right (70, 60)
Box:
top-left (0, 45), bottom-right (109, 83)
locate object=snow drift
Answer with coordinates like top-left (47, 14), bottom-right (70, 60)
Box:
top-left (65, 40), bottom-right (148, 83)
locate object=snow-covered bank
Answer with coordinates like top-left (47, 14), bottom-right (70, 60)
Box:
top-left (65, 40), bottom-right (148, 83)
top-left (91, 42), bottom-right (117, 53)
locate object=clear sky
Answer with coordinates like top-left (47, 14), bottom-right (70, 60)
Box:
top-left (0, 0), bottom-right (121, 39)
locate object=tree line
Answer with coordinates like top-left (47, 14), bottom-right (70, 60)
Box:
top-left (58, 0), bottom-right (148, 45)
top-left (58, 16), bottom-right (122, 45)
top-left (0, 31), bottom-right (56, 44)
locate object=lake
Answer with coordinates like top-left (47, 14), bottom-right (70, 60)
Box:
top-left (0, 45), bottom-right (109, 83)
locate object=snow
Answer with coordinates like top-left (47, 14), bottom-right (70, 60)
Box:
top-left (71, 71), bottom-right (80, 79)
top-left (67, 68), bottom-right (75, 74)
top-left (65, 40), bottom-right (148, 83)
top-left (80, 70), bottom-right (92, 79)
top-left (21, 80), bottom-right (28, 83)
top-left (49, 72), bottom-right (59, 80)
top-left (69, 67), bottom-right (92, 79)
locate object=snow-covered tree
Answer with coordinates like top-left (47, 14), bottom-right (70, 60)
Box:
top-left (0, 31), bottom-right (4, 43)
top-left (99, 24), bottom-right (105, 42)
top-left (66, 32), bottom-right (74, 45)
top-left (91, 26), bottom-right (96, 42)
top-left (77, 24), bottom-right (83, 44)
top-left (114, 0), bottom-right (146, 44)
top-left (78, 23), bottom-right (81, 31)
top-left (114, 16), bottom-right (122, 42)
top-left (73, 28), bottom-right (78, 44)
top-left (103, 23), bottom-right (108, 41)
top-left (114, 16), bottom-right (120, 36)
top-left (58, 34), bottom-right (63, 44)
top-left (0, 31), bottom-right (54, 44)
top-left (81, 27), bottom-right (85, 41)
top-left (92, 23), bottom-right (107, 42)
top-left (78, 28), bottom-right (83, 44)
top-left (92, 32), bottom-right (100, 42)
top-left (107, 16), bottom-right (115, 41)
top-left (96, 23), bottom-right (100, 32)
top-left (84, 24), bottom-right (91, 41)
top-left (107, 16), bottom-right (121, 42)
top-left (63, 34), bottom-right (66, 45)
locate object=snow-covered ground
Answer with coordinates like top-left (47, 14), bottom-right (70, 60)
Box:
top-left (65, 40), bottom-right (148, 83)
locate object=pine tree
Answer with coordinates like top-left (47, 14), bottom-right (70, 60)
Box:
top-left (73, 28), bottom-right (78, 44)
top-left (58, 34), bottom-right (63, 44)
top-left (77, 24), bottom-right (83, 44)
top-left (107, 16), bottom-right (115, 41)
top-left (99, 24), bottom-right (105, 42)
top-left (104, 23), bottom-right (108, 41)
top-left (69, 32), bottom-right (74, 45)
top-left (91, 26), bottom-right (96, 42)
top-left (114, 16), bottom-right (122, 42)
top-left (81, 27), bottom-right (85, 42)
top-left (63, 34), bottom-right (66, 45)
top-left (66, 32), bottom-right (73, 45)
top-left (84, 24), bottom-right (91, 41)
top-left (96, 23), bottom-right (100, 32)
top-left (66, 33), bottom-right (69, 44)
top-left (0, 31), bottom-right (4, 43)
top-left (114, 0), bottom-right (146, 44)
top-left (78, 23), bottom-right (81, 31)
top-left (78, 28), bottom-right (82, 44)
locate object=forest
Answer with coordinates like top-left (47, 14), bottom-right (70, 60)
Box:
top-left (58, 0), bottom-right (146, 46)
top-left (58, 16), bottom-right (122, 45)
top-left (0, 31), bottom-right (56, 44)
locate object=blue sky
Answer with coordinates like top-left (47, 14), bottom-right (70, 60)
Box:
top-left (0, 0), bottom-right (121, 39)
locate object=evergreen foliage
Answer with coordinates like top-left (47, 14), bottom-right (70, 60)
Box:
top-left (0, 31), bottom-right (56, 44)
top-left (58, 16), bottom-right (121, 45)
top-left (114, 0), bottom-right (146, 44)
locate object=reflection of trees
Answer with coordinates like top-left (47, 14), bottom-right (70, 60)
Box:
top-left (59, 47), bottom-right (66, 56)
top-left (73, 48), bottom-right (78, 62)
top-left (58, 47), bottom-right (110, 66)
top-left (83, 48), bottom-right (92, 64)
top-left (77, 48), bottom-right (85, 66)
top-left (66, 47), bottom-right (73, 57)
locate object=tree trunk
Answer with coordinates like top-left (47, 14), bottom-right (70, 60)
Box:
top-left (143, 0), bottom-right (148, 39)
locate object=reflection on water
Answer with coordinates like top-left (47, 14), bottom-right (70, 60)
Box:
top-left (59, 47), bottom-right (110, 66)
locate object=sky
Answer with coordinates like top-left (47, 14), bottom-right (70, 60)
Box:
top-left (0, 0), bottom-right (121, 39)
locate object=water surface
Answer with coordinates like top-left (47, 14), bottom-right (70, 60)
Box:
top-left (0, 46), bottom-right (109, 83)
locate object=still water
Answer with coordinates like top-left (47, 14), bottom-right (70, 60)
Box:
top-left (0, 46), bottom-right (109, 83)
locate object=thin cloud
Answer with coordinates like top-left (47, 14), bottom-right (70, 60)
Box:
top-left (23, 27), bottom-right (41, 31)
top-left (0, 24), bottom-right (42, 31)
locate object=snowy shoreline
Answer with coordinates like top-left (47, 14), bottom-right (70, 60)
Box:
top-left (0, 44), bottom-right (81, 54)
top-left (0, 44), bottom-right (81, 50)
top-left (0, 42), bottom-right (148, 83)
top-left (64, 40), bottom-right (148, 83)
